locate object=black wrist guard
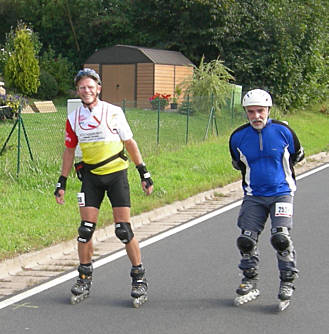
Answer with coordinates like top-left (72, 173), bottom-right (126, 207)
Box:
top-left (54, 175), bottom-right (67, 197)
top-left (136, 163), bottom-right (153, 188)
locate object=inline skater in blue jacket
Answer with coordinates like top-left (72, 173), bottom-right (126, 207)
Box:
top-left (229, 89), bottom-right (304, 310)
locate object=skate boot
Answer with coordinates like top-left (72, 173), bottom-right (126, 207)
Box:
top-left (234, 269), bottom-right (259, 306)
top-left (278, 270), bottom-right (296, 311)
top-left (130, 265), bottom-right (148, 308)
top-left (70, 264), bottom-right (93, 305)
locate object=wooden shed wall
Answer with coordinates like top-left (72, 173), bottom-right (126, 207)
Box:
top-left (136, 63), bottom-right (154, 109)
top-left (154, 65), bottom-right (193, 104)
top-left (174, 66), bottom-right (193, 103)
top-left (83, 62), bottom-right (193, 109)
top-left (101, 64), bottom-right (135, 105)
top-left (154, 64), bottom-right (175, 97)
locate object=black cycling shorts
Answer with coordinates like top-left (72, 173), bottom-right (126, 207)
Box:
top-left (79, 169), bottom-right (131, 209)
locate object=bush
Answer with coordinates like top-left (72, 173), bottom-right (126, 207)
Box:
top-left (39, 46), bottom-right (75, 95)
top-left (178, 100), bottom-right (196, 115)
top-left (182, 56), bottom-right (234, 114)
top-left (0, 105), bottom-right (13, 120)
top-left (0, 93), bottom-right (28, 120)
top-left (36, 71), bottom-right (58, 100)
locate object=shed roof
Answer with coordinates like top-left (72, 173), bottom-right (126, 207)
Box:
top-left (85, 45), bottom-right (194, 66)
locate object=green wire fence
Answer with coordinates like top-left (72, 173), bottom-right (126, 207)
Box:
top-left (0, 93), bottom-right (245, 177)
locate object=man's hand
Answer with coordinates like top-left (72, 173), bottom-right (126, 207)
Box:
top-left (141, 181), bottom-right (153, 195)
top-left (136, 163), bottom-right (153, 195)
top-left (55, 189), bottom-right (65, 204)
top-left (54, 175), bottom-right (67, 205)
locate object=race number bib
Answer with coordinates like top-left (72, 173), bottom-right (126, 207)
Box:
top-left (77, 192), bottom-right (85, 207)
top-left (275, 202), bottom-right (293, 217)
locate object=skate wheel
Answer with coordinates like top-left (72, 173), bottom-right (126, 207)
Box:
top-left (132, 298), bottom-right (141, 308)
top-left (132, 295), bottom-right (148, 308)
top-left (70, 292), bottom-right (89, 305)
top-left (278, 300), bottom-right (290, 311)
top-left (234, 289), bottom-right (260, 306)
top-left (70, 295), bottom-right (79, 305)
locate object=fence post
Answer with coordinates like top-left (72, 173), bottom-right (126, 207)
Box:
top-left (0, 105), bottom-right (33, 176)
top-left (16, 106), bottom-right (34, 176)
top-left (17, 106), bottom-right (22, 175)
top-left (185, 95), bottom-right (190, 144)
top-left (122, 99), bottom-right (126, 114)
top-left (230, 86), bottom-right (235, 124)
top-left (203, 94), bottom-right (218, 140)
top-left (157, 98), bottom-right (160, 144)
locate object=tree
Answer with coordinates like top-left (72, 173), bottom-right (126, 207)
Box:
top-left (128, 0), bottom-right (234, 64)
top-left (212, 0), bottom-right (329, 110)
top-left (0, 20), bottom-right (42, 75)
top-left (4, 24), bottom-right (40, 95)
top-left (11, 0), bottom-right (134, 67)
top-left (0, 0), bottom-right (327, 109)
top-left (0, 0), bottom-right (24, 46)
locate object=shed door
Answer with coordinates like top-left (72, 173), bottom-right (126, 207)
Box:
top-left (101, 64), bottom-right (135, 105)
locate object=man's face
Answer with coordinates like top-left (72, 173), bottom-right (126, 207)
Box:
top-left (76, 77), bottom-right (101, 108)
top-left (245, 106), bottom-right (269, 130)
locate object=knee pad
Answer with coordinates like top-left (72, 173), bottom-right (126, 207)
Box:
top-left (77, 221), bottom-right (96, 243)
top-left (237, 230), bottom-right (258, 254)
top-left (271, 227), bottom-right (291, 253)
top-left (115, 222), bottom-right (134, 244)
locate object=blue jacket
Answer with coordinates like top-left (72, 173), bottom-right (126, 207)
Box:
top-left (229, 119), bottom-right (304, 196)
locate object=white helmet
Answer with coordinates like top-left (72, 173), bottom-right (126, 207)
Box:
top-left (242, 89), bottom-right (272, 107)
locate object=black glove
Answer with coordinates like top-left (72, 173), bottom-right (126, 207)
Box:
top-left (136, 163), bottom-right (153, 188)
top-left (292, 147), bottom-right (305, 166)
top-left (54, 175), bottom-right (67, 197)
top-left (232, 159), bottom-right (241, 170)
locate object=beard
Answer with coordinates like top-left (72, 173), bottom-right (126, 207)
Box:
top-left (250, 118), bottom-right (267, 130)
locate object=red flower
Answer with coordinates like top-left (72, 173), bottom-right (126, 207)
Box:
top-left (149, 92), bottom-right (171, 110)
top-left (149, 93), bottom-right (171, 101)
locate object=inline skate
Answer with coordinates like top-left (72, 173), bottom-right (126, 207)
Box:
top-left (278, 271), bottom-right (296, 311)
top-left (130, 265), bottom-right (148, 308)
top-left (70, 264), bottom-right (93, 305)
top-left (234, 269), bottom-right (259, 306)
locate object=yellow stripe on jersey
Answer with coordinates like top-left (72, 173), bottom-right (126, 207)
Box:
top-left (80, 141), bottom-right (128, 175)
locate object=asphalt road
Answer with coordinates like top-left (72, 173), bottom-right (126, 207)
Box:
top-left (1, 165), bottom-right (328, 334)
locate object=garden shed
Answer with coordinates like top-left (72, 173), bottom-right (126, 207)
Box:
top-left (83, 45), bottom-right (194, 108)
